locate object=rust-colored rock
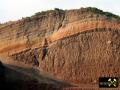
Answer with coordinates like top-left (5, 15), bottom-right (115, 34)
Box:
top-left (0, 7), bottom-right (120, 87)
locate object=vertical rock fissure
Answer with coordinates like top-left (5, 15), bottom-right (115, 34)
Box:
top-left (33, 48), bottom-right (39, 66)
top-left (57, 11), bottom-right (65, 31)
top-left (42, 38), bottom-right (48, 60)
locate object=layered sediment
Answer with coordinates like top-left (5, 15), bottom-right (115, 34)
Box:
top-left (0, 7), bottom-right (120, 86)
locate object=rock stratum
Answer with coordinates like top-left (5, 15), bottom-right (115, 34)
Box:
top-left (0, 7), bottom-right (120, 88)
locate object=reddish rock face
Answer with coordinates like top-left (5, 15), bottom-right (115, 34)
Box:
top-left (0, 7), bottom-right (120, 86)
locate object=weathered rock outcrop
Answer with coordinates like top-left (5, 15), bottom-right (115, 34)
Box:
top-left (0, 7), bottom-right (120, 86)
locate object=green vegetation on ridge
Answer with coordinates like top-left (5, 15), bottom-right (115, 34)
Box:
top-left (22, 7), bottom-right (120, 22)
top-left (87, 7), bottom-right (120, 20)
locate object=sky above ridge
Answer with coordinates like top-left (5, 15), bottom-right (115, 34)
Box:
top-left (0, 0), bottom-right (120, 23)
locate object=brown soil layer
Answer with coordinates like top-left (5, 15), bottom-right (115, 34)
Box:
top-left (0, 7), bottom-right (120, 88)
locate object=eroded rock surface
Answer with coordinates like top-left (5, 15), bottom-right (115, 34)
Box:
top-left (0, 7), bottom-right (120, 86)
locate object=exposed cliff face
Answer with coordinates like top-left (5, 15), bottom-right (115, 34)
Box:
top-left (0, 7), bottom-right (120, 86)
top-left (0, 9), bottom-right (65, 56)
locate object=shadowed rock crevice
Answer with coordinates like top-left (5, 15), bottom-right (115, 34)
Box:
top-left (41, 38), bottom-right (48, 60)
top-left (42, 46), bottom-right (47, 60)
